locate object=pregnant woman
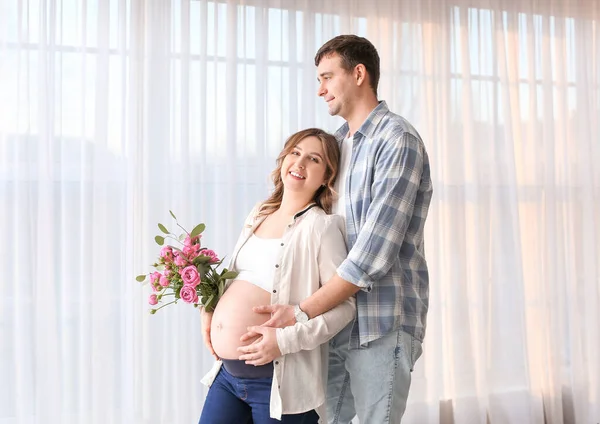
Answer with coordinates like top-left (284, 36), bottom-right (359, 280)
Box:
top-left (198, 128), bottom-right (356, 424)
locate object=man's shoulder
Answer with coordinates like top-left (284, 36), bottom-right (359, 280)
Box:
top-left (376, 111), bottom-right (423, 144)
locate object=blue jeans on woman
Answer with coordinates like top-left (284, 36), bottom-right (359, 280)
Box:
top-left (199, 367), bottom-right (319, 424)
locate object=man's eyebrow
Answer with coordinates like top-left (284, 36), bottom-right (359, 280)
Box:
top-left (317, 71), bottom-right (333, 81)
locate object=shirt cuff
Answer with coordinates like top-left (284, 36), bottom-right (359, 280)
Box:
top-left (276, 327), bottom-right (295, 356)
top-left (337, 258), bottom-right (374, 292)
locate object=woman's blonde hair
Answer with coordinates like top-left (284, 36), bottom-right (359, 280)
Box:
top-left (258, 128), bottom-right (340, 218)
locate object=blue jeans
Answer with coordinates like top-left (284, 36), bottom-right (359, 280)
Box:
top-left (326, 323), bottom-right (423, 424)
top-left (199, 367), bottom-right (320, 424)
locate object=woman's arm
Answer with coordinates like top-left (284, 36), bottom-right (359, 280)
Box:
top-left (200, 307), bottom-right (219, 360)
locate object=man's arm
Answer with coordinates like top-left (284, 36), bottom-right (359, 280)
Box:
top-left (250, 274), bottom-right (358, 328)
top-left (300, 273), bottom-right (360, 319)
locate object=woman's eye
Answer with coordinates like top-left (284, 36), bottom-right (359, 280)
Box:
top-left (311, 157), bottom-right (319, 163)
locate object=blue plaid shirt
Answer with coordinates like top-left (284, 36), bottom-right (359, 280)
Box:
top-left (335, 101), bottom-right (433, 348)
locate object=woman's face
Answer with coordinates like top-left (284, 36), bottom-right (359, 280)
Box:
top-left (280, 136), bottom-right (328, 198)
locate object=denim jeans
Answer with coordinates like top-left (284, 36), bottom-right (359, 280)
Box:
top-left (199, 367), bottom-right (320, 424)
top-left (326, 323), bottom-right (423, 424)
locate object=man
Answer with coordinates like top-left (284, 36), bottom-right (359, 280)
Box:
top-left (240, 35), bottom-right (433, 423)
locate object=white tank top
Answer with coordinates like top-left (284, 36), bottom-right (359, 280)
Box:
top-left (234, 233), bottom-right (282, 292)
top-left (332, 135), bottom-right (352, 218)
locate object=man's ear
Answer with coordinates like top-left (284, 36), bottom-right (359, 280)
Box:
top-left (354, 64), bottom-right (367, 86)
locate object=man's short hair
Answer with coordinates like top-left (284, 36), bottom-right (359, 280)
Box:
top-left (315, 35), bottom-right (380, 96)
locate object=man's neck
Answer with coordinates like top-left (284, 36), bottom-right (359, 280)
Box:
top-left (345, 97), bottom-right (380, 137)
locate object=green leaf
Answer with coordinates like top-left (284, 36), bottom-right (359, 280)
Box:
top-left (169, 210), bottom-right (177, 220)
top-left (136, 274), bottom-right (146, 282)
top-left (158, 223), bottom-right (169, 234)
top-left (220, 271), bottom-right (238, 280)
top-left (194, 255), bottom-right (211, 265)
top-left (155, 235), bottom-right (165, 245)
top-left (190, 223), bottom-right (206, 238)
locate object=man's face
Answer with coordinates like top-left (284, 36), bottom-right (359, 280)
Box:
top-left (316, 53), bottom-right (357, 119)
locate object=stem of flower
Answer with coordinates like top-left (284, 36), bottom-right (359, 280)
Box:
top-left (153, 299), bottom-right (177, 311)
top-left (165, 235), bottom-right (184, 245)
top-left (177, 222), bottom-right (191, 236)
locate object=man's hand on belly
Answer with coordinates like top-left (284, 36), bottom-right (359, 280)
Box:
top-left (251, 304), bottom-right (295, 328)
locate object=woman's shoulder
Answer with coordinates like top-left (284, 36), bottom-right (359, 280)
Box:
top-left (303, 207), bottom-right (345, 232)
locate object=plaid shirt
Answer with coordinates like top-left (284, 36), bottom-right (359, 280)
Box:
top-left (335, 101), bottom-right (433, 348)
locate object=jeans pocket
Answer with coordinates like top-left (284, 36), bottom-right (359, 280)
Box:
top-left (409, 336), bottom-right (423, 372)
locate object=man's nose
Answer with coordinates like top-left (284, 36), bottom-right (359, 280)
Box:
top-left (317, 84), bottom-right (326, 97)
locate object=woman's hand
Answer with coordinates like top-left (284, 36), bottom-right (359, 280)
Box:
top-left (237, 326), bottom-right (281, 366)
top-left (200, 308), bottom-right (219, 360)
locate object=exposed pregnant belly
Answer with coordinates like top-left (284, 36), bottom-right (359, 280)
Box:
top-left (211, 280), bottom-right (271, 360)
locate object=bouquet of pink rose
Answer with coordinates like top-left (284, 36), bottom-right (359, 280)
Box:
top-left (136, 210), bottom-right (237, 313)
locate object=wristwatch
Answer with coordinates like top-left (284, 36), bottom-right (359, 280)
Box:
top-left (293, 304), bottom-right (309, 324)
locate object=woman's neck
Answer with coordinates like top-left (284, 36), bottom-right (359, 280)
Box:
top-left (278, 193), bottom-right (314, 217)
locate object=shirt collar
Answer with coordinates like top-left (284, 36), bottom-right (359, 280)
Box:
top-left (334, 100), bottom-right (390, 141)
top-left (250, 203), bottom-right (318, 231)
top-left (293, 203), bottom-right (317, 219)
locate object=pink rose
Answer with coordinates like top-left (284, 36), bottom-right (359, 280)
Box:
top-left (180, 265), bottom-right (200, 287)
top-left (180, 286), bottom-right (198, 304)
top-left (174, 252), bottom-right (187, 267)
top-left (202, 249), bottom-right (220, 264)
top-left (183, 244), bottom-right (201, 259)
top-left (160, 246), bottom-right (174, 262)
top-left (149, 271), bottom-right (161, 284)
top-left (148, 294), bottom-right (158, 305)
top-left (159, 275), bottom-right (170, 287)
top-left (184, 235), bottom-right (201, 247)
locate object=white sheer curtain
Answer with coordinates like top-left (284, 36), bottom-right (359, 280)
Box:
top-left (1, 0), bottom-right (598, 423)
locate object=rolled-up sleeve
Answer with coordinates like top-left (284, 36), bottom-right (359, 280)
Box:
top-left (336, 133), bottom-right (424, 291)
top-left (277, 215), bottom-right (356, 355)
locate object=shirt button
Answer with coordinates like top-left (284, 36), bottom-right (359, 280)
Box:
top-left (275, 361), bottom-right (279, 365)
top-left (280, 243), bottom-right (284, 246)
top-left (272, 289), bottom-right (277, 293)
top-left (275, 264), bottom-right (279, 268)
